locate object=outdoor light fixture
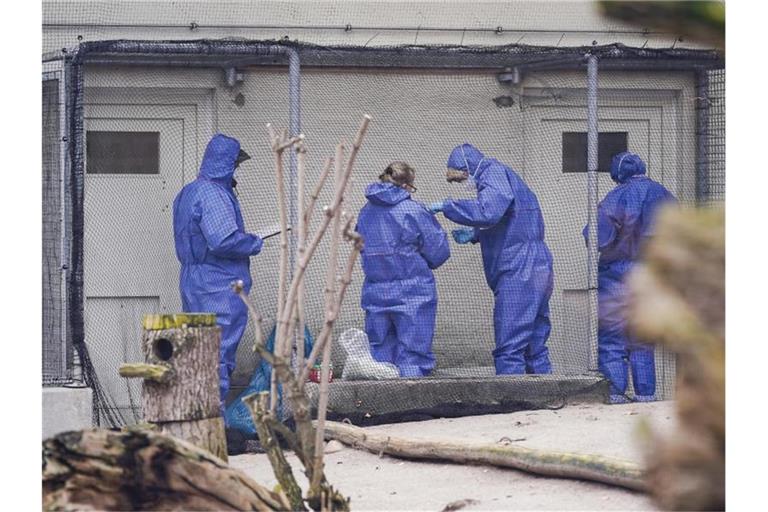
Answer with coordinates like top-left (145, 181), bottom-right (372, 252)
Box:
top-left (224, 67), bottom-right (245, 88)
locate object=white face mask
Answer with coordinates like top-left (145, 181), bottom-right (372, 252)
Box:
top-left (460, 145), bottom-right (484, 191)
top-left (465, 174), bottom-right (478, 192)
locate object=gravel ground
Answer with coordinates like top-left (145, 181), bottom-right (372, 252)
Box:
top-left (230, 400), bottom-right (676, 511)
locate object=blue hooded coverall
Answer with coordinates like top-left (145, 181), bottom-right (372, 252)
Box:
top-left (172, 134), bottom-right (263, 405)
top-left (443, 144), bottom-right (554, 375)
top-left (583, 152), bottom-right (676, 402)
top-left (356, 182), bottom-right (451, 377)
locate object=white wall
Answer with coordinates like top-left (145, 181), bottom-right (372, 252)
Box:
top-left (44, 2), bottom-right (706, 400)
top-left (79, 63), bottom-right (695, 393)
top-left (43, 0), bottom-right (708, 54)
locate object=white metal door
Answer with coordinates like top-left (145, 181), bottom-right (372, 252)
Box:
top-left (522, 99), bottom-right (678, 398)
top-left (83, 97), bottom-right (205, 422)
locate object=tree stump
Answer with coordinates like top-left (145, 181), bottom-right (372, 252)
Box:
top-left (120, 314), bottom-right (227, 462)
top-left (42, 428), bottom-right (289, 511)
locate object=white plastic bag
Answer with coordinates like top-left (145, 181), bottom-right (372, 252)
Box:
top-left (337, 328), bottom-right (399, 380)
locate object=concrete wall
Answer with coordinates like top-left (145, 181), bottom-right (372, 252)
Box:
top-left (78, 64), bottom-right (695, 404)
top-left (43, 0), bottom-right (708, 54)
top-left (42, 2), bottom-right (708, 410)
top-left (42, 387), bottom-right (93, 438)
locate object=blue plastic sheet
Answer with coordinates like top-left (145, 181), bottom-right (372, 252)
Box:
top-left (224, 325), bottom-right (313, 435)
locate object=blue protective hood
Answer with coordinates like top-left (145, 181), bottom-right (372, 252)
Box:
top-left (447, 143), bottom-right (486, 176)
top-left (610, 152), bottom-right (646, 184)
top-left (199, 133), bottom-right (241, 181)
top-left (365, 182), bottom-right (411, 205)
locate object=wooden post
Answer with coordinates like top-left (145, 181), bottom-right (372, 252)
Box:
top-left (120, 313), bottom-right (228, 462)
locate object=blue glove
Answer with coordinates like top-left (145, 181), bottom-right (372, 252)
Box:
top-left (428, 201), bottom-right (445, 214)
top-left (452, 228), bottom-right (475, 245)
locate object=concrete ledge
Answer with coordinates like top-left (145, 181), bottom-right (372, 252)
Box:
top-left (307, 374), bottom-right (608, 425)
top-left (43, 386), bottom-right (93, 439)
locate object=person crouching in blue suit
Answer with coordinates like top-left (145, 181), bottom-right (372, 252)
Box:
top-left (356, 162), bottom-right (451, 378)
top-left (431, 144), bottom-right (554, 375)
top-left (172, 133), bottom-right (264, 409)
top-left (583, 152), bottom-right (677, 403)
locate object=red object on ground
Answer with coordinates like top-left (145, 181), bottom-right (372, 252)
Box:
top-left (308, 364), bottom-right (334, 383)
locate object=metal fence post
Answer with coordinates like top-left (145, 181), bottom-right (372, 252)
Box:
top-left (586, 54), bottom-right (599, 372)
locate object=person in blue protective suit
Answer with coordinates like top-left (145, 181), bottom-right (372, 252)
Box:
top-left (430, 143), bottom-right (554, 375)
top-left (583, 151), bottom-right (676, 404)
top-left (356, 161), bottom-right (451, 378)
top-left (172, 133), bottom-right (264, 408)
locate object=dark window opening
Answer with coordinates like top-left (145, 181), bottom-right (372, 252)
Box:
top-left (86, 131), bottom-right (160, 174)
top-left (562, 132), bottom-right (628, 173)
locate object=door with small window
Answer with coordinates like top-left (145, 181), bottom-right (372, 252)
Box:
top-left (83, 90), bottom-right (209, 422)
top-left (522, 94), bottom-right (680, 398)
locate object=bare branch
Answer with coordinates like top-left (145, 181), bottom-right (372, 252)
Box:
top-left (295, 139), bottom-right (308, 374)
top-left (300, 226), bottom-right (363, 384)
top-left (231, 280), bottom-right (265, 353)
top-left (276, 116), bottom-right (372, 353)
top-left (305, 157), bottom-right (333, 227)
top-left (243, 392), bottom-right (307, 511)
top-left (270, 124), bottom-right (291, 414)
top-left (310, 143), bottom-right (346, 492)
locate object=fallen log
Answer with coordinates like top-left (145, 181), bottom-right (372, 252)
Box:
top-left (42, 429), bottom-right (290, 511)
top-left (322, 421), bottom-right (647, 492)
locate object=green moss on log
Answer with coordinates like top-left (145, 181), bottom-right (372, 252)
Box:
top-left (142, 313), bottom-right (217, 330)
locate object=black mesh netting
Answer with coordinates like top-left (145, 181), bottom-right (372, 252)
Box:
top-left (42, 37), bottom-right (723, 428)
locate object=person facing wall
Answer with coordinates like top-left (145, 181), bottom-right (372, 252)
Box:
top-left (584, 151), bottom-right (677, 403)
top-left (356, 161), bottom-right (451, 378)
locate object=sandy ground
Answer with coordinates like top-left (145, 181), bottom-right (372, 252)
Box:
top-left (230, 401), bottom-right (676, 511)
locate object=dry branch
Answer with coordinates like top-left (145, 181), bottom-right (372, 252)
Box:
top-left (235, 116), bottom-right (370, 512)
top-left (322, 421), bottom-right (647, 492)
top-left (237, 289), bottom-right (320, 490)
top-left (299, 219), bottom-right (363, 384)
top-left (295, 140), bottom-right (309, 372)
top-left (305, 157), bottom-right (333, 228)
top-left (310, 142), bottom-right (346, 492)
top-left (118, 362), bottom-right (172, 383)
top-left (244, 392), bottom-right (307, 511)
top-left (276, 115), bottom-right (372, 354)
top-left (268, 124), bottom-right (293, 413)
top-left (232, 280), bottom-right (265, 352)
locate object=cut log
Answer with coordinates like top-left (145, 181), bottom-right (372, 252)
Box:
top-left (140, 315), bottom-right (221, 422)
top-left (157, 416), bottom-right (228, 462)
top-left (120, 314), bottom-right (227, 462)
top-left (322, 421), bottom-right (647, 492)
top-left (42, 428), bottom-right (290, 511)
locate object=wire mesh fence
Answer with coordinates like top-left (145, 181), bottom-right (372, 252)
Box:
top-left (42, 71), bottom-right (72, 386)
top-left (42, 37), bottom-right (724, 427)
top-left (707, 69), bottom-right (725, 202)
